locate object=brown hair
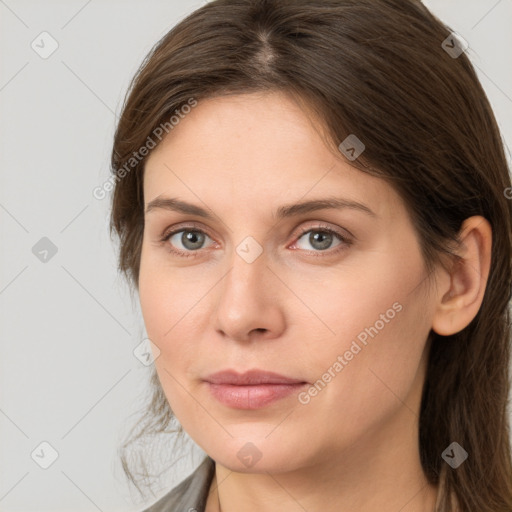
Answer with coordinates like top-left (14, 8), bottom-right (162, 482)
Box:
top-left (110, 0), bottom-right (512, 509)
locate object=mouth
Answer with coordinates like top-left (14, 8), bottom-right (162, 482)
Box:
top-left (203, 369), bottom-right (308, 410)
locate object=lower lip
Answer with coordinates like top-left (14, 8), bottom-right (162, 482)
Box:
top-left (206, 382), bottom-right (307, 409)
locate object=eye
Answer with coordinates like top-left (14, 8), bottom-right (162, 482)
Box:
top-left (291, 226), bottom-right (351, 253)
top-left (161, 228), bottom-right (215, 256)
top-left (159, 223), bottom-right (352, 258)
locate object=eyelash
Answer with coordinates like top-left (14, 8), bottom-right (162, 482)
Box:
top-left (159, 222), bottom-right (353, 259)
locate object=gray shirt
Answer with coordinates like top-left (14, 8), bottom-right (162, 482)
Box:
top-left (141, 456), bottom-right (216, 512)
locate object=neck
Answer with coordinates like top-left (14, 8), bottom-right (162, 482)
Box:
top-left (205, 408), bottom-right (438, 512)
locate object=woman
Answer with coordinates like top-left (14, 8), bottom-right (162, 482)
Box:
top-left (110, 0), bottom-right (512, 510)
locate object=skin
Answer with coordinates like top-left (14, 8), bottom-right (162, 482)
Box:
top-left (139, 91), bottom-right (492, 512)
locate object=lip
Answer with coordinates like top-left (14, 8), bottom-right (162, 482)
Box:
top-left (204, 369), bottom-right (306, 386)
top-left (203, 369), bottom-right (308, 410)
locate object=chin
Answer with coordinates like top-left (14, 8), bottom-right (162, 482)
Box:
top-left (205, 436), bottom-right (311, 474)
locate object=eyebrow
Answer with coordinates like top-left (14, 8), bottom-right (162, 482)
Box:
top-left (145, 196), bottom-right (376, 219)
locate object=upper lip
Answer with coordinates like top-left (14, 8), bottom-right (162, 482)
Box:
top-left (204, 369), bottom-right (306, 385)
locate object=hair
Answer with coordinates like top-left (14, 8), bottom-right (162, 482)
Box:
top-left (109, 0), bottom-right (512, 510)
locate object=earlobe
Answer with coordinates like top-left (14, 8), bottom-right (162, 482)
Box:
top-left (431, 216), bottom-right (492, 336)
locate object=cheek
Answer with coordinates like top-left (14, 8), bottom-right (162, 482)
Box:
top-left (138, 259), bottom-right (170, 340)
top-left (304, 240), bottom-right (427, 356)
top-left (139, 243), bottom-right (190, 335)
top-left (138, 248), bottom-right (214, 367)
top-left (138, 258), bottom-right (203, 416)
top-left (300, 247), bottom-right (432, 422)
top-left (315, 297), bottom-right (430, 449)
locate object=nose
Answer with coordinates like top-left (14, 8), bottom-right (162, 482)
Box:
top-left (213, 247), bottom-right (286, 343)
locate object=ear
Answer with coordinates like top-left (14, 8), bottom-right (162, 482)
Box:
top-left (431, 216), bottom-right (492, 336)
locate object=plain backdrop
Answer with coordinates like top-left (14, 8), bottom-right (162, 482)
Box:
top-left (0, 1), bottom-right (511, 511)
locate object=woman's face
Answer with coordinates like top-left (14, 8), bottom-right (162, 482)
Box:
top-left (139, 91), bottom-right (438, 473)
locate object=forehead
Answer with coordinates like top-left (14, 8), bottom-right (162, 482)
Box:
top-left (143, 92), bottom-right (401, 221)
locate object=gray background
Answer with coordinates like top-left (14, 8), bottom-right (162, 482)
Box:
top-left (0, 1), bottom-right (511, 511)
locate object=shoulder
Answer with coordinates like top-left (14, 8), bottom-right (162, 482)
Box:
top-left (140, 456), bottom-right (216, 512)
